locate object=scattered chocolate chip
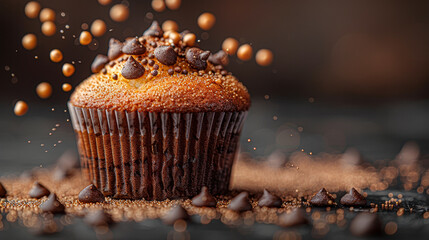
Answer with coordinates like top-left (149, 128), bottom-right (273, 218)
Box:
top-left (181, 69), bottom-right (188, 75)
top-left (108, 38), bottom-right (123, 60)
top-left (153, 64), bottom-right (159, 70)
top-left (162, 205), bottom-right (190, 225)
top-left (121, 56), bottom-right (145, 79)
top-left (151, 70), bottom-right (158, 76)
top-left (220, 70), bottom-right (228, 76)
top-left (122, 38), bottom-right (146, 55)
top-left (350, 213), bottom-right (383, 236)
top-left (112, 74), bottom-right (118, 80)
top-left (148, 53), bottom-right (155, 58)
top-left (143, 21), bottom-right (163, 37)
top-left (148, 59), bottom-right (155, 66)
top-left (174, 66), bottom-right (181, 73)
top-left (278, 208), bottom-right (309, 227)
top-left (40, 193), bottom-right (65, 214)
top-left (84, 209), bottom-right (114, 227)
top-left (91, 54), bottom-right (109, 73)
top-left (258, 189), bottom-right (282, 208)
top-left (192, 186), bottom-right (217, 207)
top-left (340, 188), bottom-right (367, 206)
top-left (101, 68), bottom-right (107, 74)
top-left (78, 184), bottom-right (105, 203)
top-left (109, 61), bottom-right (116, 67)
top-left (228, 192), bottom-right (252, 212)
top-left (0, 182), bottom-right (7, 198)
top-left (141, 59), bottom-right (148, 65)
top-left (150, 41), bottom-right (157, 48)
top-left (208, 50), bottom-right (229, 66)
top-left (168, 68), bottom-right (174, 75)
top-left (186, 48), bottom-right (210, 70)
top-left (29, 182), bottom-right (50, 199)
top-left (154, 46), bottom-right (177, 66)
top-left (310, 188), bottom-right (335, 206)
top-left (53, 151), bottom-right (79, 181)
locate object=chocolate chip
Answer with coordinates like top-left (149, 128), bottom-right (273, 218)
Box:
top-left (186, 48), bottom-right (210, 70)
top-left (192, 186), bottom-right (217, 207)
top-left (29, 182), bottom-right (50, 199)
top-left (101, 68), bottom-right (107, 74)
top-left (78, 184), bottom-right (105, 203)
top-left (174, 66), bottom-right (181, 73)
top-left (151, 70), bottom-right (158, 76)
top-left (121, 56), bottom-right (145, 79)
top-left (40, 193), bottom-right (65, 214)
top-left (109, 61), bottom-right (116, 67)
top-left (84, 209), bottom-right (114, 227)
top-left (208, 50), bottom-right (229, 66)
top-left (53, 151), bottom-right (79, 181)
top-left (148, 59), bottom-right (155, 66)
top-left (220, 70), bottom-right (228, 76)
top-left (340, 188), bottom-right (367, 206)
top-left (143, 21), bottom-right (163, 37)
top-left (150, 42), bottom-right (157, 48)
top-left (181, 69), bottom-right (188, 75)
top-left (0, 182), bottom-right (7, 198)
top-left (91, 54), bottom-right (109, 73)
top-left (153, 64), bottom-right (159, 70)
top-left (162, 205), bottom-right (190, 225)
top-left (350, 213), bottom-right (383, 236)
top-left (258, 189), bottom-right (282, 208)
top-left (141, 59), bottom-right (148, 65)
top-left (122, 38), bottom-right (146, 55)
top-left (108, 38), bottom-right (123, 60)
top-left (154, 46), bottom-right (177, 66)
top-left (228, 192), bottom-right (252, 212)
top-left (112, 74), bottom-right (118, 80)
top-left (278, 208), bottom-right (309, 227)
top-left (148, 53), bottom-right (155, 59)
top-left (168, 68), bottom-right (174, 75)
top-left (310, 188), bottom-right (335, 206)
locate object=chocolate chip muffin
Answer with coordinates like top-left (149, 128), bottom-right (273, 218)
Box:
top-left (68, 21), bottom-right (250, 200)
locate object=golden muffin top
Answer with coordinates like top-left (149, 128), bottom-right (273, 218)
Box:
top-left (70, 21), bottom-right (250, 112)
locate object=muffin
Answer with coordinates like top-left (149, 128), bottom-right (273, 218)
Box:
top-left (68, 21), bottom-right (250, 200)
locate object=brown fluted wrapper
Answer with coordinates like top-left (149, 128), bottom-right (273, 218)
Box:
top-left (68, 103), bottom-right (247, 200)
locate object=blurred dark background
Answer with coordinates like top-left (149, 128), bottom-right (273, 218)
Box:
top-left (1, 0), bottom-right (429, 174)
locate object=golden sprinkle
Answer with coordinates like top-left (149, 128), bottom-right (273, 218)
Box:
top-left (49, 49), bottom-right (63, 63)
top-left (36, 82), bottom-right (53, 99)
top-left (24, 1), bottom-right (41, 19)
top-left (14, 101), bottom-right (29, 116)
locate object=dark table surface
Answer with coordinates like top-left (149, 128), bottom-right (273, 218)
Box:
top-left (1, 99), bottom-right (429, 239)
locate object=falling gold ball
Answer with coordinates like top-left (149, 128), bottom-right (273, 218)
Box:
top-left (110, 4), bottom-right (129, 22)
top-left (222, 38), bottom-right (239, 55)
top-left (62, 63), bottom-right (75, 77)
top-left (79, 31), bottom-right (92, 45)
top-left (39, 8), bottom-right (55, 22)
top-left (255, 49), bottom-right (273, 66)
top-left (41, 21), bottom-right (56, 36)
top-left (25, 1), bottom-right (41, 19)
top-left (14, 101), bottom-right (29, 116)
top-left (165, 0), bottom-right (181, 10)
top-left (62, 83), bottom-right (72, 92)
top-left (49, 49), bottom-right (63, 63)
top-left (90, 19), bottom-right (107, 37)
top-left (198, 12), bottom-right (216, 31)
top-left (36, 82), bottom-right (52, 99)
top-left (237, 44), bottom-right (253, 61)
top-left (152, 0), bottom-right (166, 12)
top-left (22, 34), bottom-right (37, 50)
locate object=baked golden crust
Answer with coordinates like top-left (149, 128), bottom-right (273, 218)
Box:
top-left (70, 36), bottom-right (250, 112)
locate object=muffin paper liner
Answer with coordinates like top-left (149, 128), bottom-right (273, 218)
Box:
top-left (68, 103), bottom-right (247, 200)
